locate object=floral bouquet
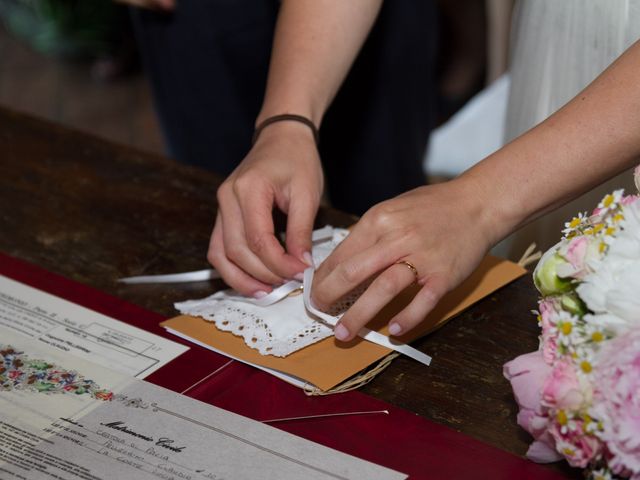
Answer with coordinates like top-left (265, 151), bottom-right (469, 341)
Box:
top-left (504, 168), bottom-right (640, 479)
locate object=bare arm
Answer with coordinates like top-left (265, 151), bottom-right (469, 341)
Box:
top-left (210, 0), bottom-right (383, 296)
top-left (466, 39), bottom-right (640, 241)
top-left (258, 0), bottom-right (383, 126)
top-left (313, 39), bottom-right (640, 341)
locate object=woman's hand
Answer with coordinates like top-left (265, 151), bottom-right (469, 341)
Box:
top-left (311, 177), bottom-right (501, 341)
top-left (208, 121), bottom-right (324, 298)
top-left (206, 0), bottom-right (383, 298)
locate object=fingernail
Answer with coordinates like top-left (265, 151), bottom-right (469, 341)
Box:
top-left (334, 323), bottom-right (349, 341)
top-left (293, 272), bottom-right (304, 281)
top-left (388, 322), bottom-right (402, 336)
top-left (302, 251), bottom-right (314, 267)
top-left (253, 290), bottom-right (268, 299)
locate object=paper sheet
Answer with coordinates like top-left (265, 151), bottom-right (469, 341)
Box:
top-left (0, 275), bottom-right (188, 378)
top-left (0, 329), bottom-right (406, 480)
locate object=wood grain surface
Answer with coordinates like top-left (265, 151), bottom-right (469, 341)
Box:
top-left (0, 107), bottom-right (577, 477)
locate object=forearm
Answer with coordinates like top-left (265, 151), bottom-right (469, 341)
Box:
top-left (462, 40), bottom-right (640, 244)
top-left (257, 0), bottom-right (383, 127)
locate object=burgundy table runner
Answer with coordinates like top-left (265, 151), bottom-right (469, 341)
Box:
top-left (0, 252), bottom-right (565, 479)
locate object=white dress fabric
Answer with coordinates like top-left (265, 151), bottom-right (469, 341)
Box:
top-left (493, 0), bottom-right (640, 259)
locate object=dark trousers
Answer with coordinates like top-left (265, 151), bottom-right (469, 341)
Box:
top-left (131, 0), bottom-right (437, 215)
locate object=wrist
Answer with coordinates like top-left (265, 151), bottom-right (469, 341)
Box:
top-left (253, 114), bottom-right (319, 146)
top-left (452, 172), bottom-right (518, 250)
top-left (252, 117), bottom-right (318, 147)
top-left (257, 102), bottom-right (323, 125)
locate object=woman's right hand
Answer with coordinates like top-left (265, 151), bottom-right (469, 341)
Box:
top-left (208, 121), bottom-right (324, 298)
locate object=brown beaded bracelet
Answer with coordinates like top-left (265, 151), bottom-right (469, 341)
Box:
top-left (252, 114), bottom-right (319, 146)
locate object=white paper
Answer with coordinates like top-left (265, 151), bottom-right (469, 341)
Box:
top-left (425, 74), bottom-right (509, 178)
top-left (0, 275), bottom-right (188, 378)
top-left (0, 330), bottom-right (406, 480)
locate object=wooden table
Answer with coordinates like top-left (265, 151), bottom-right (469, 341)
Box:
top-left (0, 107), bottom-right (577, 478)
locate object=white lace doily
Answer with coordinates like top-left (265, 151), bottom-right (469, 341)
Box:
top-left (175, 227), bottom-right (349, 357)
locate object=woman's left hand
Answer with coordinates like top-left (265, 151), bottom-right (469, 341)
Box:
top-left (311, 177), bottom-right (501, 341)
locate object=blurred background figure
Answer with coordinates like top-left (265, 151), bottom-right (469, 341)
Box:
top-left (0, 0), bottom-right (164, 153)
top-left (0, 0), bottom-right (498, 218)
top-left (0, 0), bottom-right (138, 80)
top-left (0, 0), bottom-right (511, 219)
top-left (128, 0), bottom-right (438, 216)
top-left (436, 0), bottom-right (487, 122)
top-left (426, 0), bottom-right (512, 183)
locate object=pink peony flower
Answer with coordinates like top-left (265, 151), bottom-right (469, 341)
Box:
top-left (591, 328), bottom-right (640, 478)
top-left (549, 420), bottom-right (601, 468)
top-left (564, 237), bottom-right (588, 270)
top-left (557, 235), bottom-right (601, 280)
top-left (539, 299), bottom-right (560, 364)
top-left (542, 360), bottom-right (585, 411)
top-left (558, 236), bottom-right (597, 280)
top-left (504, 351), bottom-right (561, 462)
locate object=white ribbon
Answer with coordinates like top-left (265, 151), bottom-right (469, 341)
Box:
top-left (118, 226), bottom-right (337, 285)
top-left (310, 225), bottom-right (335, 243)
top-left (231, 280), bottom-right (303, 307)
top-left (118, 269), bottom-right (221, 284)
top-left (302, 268), bottom-right (432, 367)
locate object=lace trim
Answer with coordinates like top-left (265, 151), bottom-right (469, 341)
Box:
top-left (175, 227), bottom-right (349, 357)
top-left (175, 274), bottom-right (367, 358)
top-left (175, 295), bottom-right (334, 357)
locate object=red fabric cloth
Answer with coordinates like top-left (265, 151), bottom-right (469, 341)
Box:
top-left (0, 252), bottom-right (568, 479)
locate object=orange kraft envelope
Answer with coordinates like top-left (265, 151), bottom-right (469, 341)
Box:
top-left (161, 255), bottom-right (526, 392)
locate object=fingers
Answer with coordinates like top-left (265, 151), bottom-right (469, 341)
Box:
top-left (333, 262), bottom-right (417, 341)
top-left (209, 121), bottom-right (323, 292)
top-left (237, 182), bottom-right (308, 279)
top-left (284, 191), bottom-right (317, 268)
top-left (207, 214), bottom-right (273, 297)
top-left (387, 274), bottom-right (449, 336)
top-left (217, 186), bottom-right (284, 286)
top-left (312, 240), bottom-right (397, 310)
top-left (212, 173), bottom-right (312, 293)
top-left (332, 270), bottom-right (449, 342)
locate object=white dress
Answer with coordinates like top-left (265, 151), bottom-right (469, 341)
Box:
top-left (493, 0), bottom-right (640, 258)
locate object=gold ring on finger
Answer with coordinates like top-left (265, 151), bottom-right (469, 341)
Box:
top-left (395, 260), bottom-right (419, 283)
